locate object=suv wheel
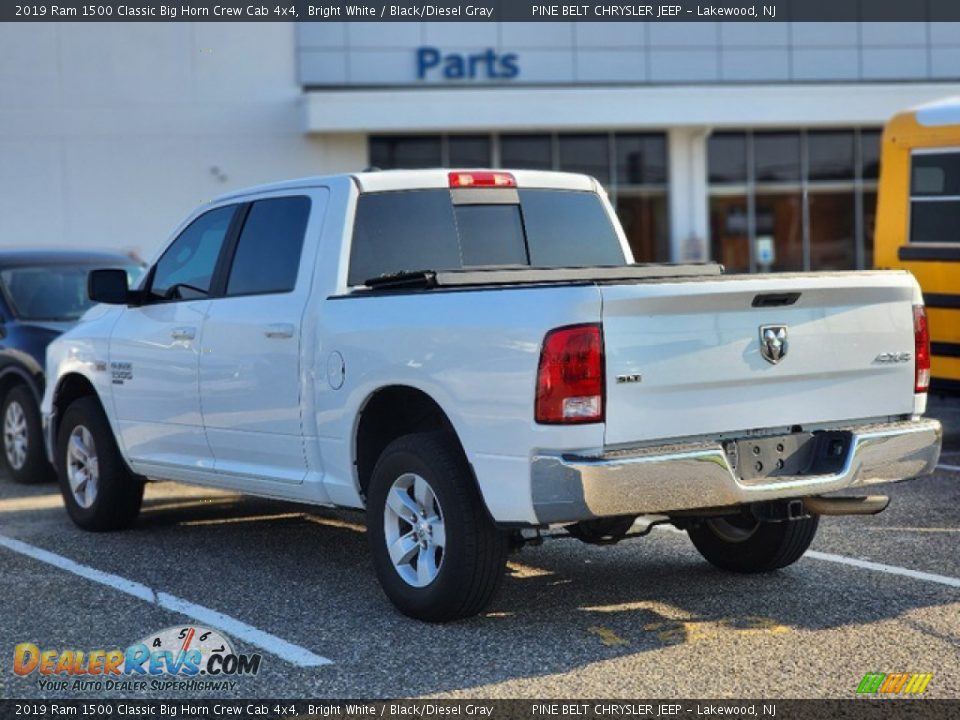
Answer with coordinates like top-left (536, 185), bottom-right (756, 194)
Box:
top-left (1, 385), bottom-right (54, 484)
top-left (366, 432), bottom-right (508, 622)
top-left (56, 396), bottom-right (143, 531)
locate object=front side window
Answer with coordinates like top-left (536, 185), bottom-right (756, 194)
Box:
top-left (911, 151), bottom-right (960, 244)
top-left (226, 196), bottom-right (311, 296)
top-left (151, 205), bottom-right (235, 301)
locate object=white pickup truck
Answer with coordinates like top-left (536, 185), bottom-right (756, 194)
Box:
top-left (43, 169), bottom-right (942, 621)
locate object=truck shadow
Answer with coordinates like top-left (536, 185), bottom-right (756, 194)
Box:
top-left (129, 486), bottom-right (959, 698)
top-left (3, 478), bottom-right (957, 698)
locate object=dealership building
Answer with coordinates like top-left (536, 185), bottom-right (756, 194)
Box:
top-left (3, 20), bottom-right (960, 270)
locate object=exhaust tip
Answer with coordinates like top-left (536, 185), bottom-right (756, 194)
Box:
top-left (803, 495), bottom-right (890, 516)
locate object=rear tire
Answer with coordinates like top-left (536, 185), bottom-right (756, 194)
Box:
top-left (366, 432), bottom-right (508, 622)
top-left (56, 396), bottom-right (143, 531)
top-left (1, 385), bottom-right (54, 484)
top-left (687, 512), bottom-right (819, 573)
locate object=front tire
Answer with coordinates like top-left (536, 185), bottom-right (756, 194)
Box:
top-left (686, 512), bottom-right (819, 573)
top-left (366, 432), bottom-right (508, 622)
top-left (56, 396), bottom-right (143, 531)
top-left (1, 385), bottom-right (54, 484)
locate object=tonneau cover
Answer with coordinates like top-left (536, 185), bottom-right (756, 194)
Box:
top-left (363, 263), bottom-right (724, 290)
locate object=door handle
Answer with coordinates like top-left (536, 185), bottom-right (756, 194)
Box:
top-left (170, 327), bottom-right (196, 341)
top-left (264, 323), bottom-right (295, 339)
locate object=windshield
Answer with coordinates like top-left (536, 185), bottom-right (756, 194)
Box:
top-left (1, 264), bottom-right (144, 321)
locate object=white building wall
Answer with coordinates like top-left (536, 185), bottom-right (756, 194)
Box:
top-left (298, 21), bottom-right (960, 87)
top-left (3, 20), bottom-right (960, 263)
top-left (0, 22), bottom-right (366, 259)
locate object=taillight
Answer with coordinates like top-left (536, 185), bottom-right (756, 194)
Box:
top-left (535, 324), bottom-right (604, 424)
top-left (448, 171), bottom-right (516, 188)
top-left (914, 304), bottom-right (930, 393)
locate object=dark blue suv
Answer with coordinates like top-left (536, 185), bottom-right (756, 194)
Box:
top-left (0, 250), bottom-right (142, 483)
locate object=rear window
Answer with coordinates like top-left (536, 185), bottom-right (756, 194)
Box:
top-left (348, 189), bottom-right (624, 285)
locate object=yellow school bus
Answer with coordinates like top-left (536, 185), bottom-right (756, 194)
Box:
top-left (875, 97), bottom-right (960, 392)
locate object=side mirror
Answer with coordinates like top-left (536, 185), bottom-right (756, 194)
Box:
top-left (88, 268), bottom-right (130, 305)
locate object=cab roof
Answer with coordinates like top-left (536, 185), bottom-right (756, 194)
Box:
top-left (212, 168), bottom-right (599, 203)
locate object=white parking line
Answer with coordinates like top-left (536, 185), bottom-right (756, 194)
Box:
top-left (0, 534), bottom-right (332, 667)
top-left (806, 551), bottom-right (960, 589)
top-left (650, 524), bottom-right (960, 589)
top-left (937, 464), bottom-right (960, 472)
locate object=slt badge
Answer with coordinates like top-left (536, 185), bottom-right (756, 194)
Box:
top-left (759, 325), bottom-right (788, 365)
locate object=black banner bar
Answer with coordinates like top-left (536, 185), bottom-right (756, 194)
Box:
top-left (2, 700), bottom-right (960, 720)
top-left (6, 0), bottom-right (960, 23)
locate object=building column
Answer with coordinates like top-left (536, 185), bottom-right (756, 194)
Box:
top-left (667, 127), bottom-right (711, 262)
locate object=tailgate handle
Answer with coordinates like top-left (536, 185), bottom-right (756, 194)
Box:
top-left (752, 292), bottom-right (800, 308)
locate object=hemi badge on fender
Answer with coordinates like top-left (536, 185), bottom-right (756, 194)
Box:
top-left (616, 374), bottom-right (642, 384)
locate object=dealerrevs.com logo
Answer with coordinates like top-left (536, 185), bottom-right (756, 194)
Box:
top-left (13, 626), bottom-right (262, 692)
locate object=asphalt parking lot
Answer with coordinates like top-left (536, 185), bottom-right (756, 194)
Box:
top-left (1, 403), bottom-right (958, 701)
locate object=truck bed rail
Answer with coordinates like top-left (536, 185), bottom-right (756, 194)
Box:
top-left (363, 263), bottom-right (724, 290)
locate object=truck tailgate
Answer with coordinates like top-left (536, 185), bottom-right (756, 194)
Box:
top-left (601, 272), bottom-right (919, 447)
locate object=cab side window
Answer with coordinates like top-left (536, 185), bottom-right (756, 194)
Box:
top-left (150, 205), bottom-right (235, 301)
top-left (226, 196), bottom-right (311, 296)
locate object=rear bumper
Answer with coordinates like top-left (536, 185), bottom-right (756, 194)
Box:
top-left (531, 419), bottom-right (942, 524)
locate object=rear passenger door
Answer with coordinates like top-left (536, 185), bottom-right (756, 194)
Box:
top-left (198, 190), bottom-right (327, 484)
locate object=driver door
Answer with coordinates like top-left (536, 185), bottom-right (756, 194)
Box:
top-left (108, 204), bottom-right (238, 476)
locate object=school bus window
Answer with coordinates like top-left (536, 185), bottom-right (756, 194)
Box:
top-left (910, 151), bottom-right (960, 244)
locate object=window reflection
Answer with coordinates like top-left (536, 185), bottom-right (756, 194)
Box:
top-left (500, 135), bottom-right (553, 170)
top-left (809, 192), bottom-right (856, 271)
top-left (558, 134), bottom-right (610, 185)
top-left (710, 195), bottom-right (750, 273)
top-left (708, 127), bottom-right (880, 272)
top-left (616, 134), bottom-right (667, 185)
top-left (754, 132), bottom-right (801, 183)
top-left (448, 136), bottom-right (491, 167)
top-left (755, 193), bottom-right (803, 271)
top-left (808, 131), bottom-right (855, 181)
top-left (617, 193), bottom-right (669, 263)
top-left (708, 133), bottom-right (747, 185)
top-left (369, 136), bottom-right (442, 169)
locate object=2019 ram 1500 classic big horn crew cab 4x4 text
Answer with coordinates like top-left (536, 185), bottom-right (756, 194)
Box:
top-left (43, 170), bottom-right (942, 621)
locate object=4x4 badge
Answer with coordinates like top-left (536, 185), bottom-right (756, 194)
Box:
top-left (759, 325), bottom-right (788, 365)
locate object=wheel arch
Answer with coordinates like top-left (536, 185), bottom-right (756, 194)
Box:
top-left (50, 373), bottom-right (103, 446)
top-left (353, 384), bottom-right (476, 504)
top-left (0, 365), bottom-right (43, 406)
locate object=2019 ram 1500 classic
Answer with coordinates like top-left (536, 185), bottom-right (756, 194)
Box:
top-left (42, 169), bottom-right (942, 621)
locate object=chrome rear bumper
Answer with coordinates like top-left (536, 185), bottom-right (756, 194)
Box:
top-left (531, 419), bottom-right (942, 524)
